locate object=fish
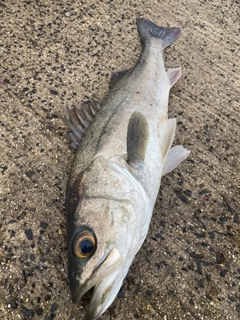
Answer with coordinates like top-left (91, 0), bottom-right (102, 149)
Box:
top-left (65, 17), bottom-right (190, 320)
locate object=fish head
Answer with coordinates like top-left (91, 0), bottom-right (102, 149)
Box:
top-left (67, 195), bottom-right (142, 319)
top-left (67, 156), bottom-right (150, 319)
top-left (68, 225), bottom-right (123, 319)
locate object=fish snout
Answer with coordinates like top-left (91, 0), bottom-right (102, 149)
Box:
top-left (69, 246), bottom-right (124, 319)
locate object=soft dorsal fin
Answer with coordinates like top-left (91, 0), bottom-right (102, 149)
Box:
top-left (65, 101), bottom-right (101, 149)
top-left (127, 111), bottom-right (149, 169)
top-left (110, 70), bottom-right (129, 89)
top-left (167, 67), bottom-right (182, 88)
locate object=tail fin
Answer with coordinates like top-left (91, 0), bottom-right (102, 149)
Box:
top-left (136, 18), bottom-right (180, 50)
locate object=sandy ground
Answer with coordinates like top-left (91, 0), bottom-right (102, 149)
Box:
top-left (0, 0), bottom-right (239, 319)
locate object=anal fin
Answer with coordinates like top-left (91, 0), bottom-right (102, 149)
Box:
top-left (161, 118), bottom-right (190, 175)
top-left (162, 146), bottom-right (190, 176)
top-left (162, 118), bottom-right (176, 161)
top-left (127, 111), bottom-right (149, 169)
top-left (65, 101), bottom-right (101, 149)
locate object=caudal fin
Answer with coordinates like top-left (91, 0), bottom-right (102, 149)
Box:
top-left (136, 18), bottom-right (181, 50)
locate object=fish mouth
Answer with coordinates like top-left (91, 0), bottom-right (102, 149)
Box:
top-left (71, 247), bottom-right (123, 319)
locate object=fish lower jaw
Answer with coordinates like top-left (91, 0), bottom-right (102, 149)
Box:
top-left (85, 273), bottom-right (123, 320)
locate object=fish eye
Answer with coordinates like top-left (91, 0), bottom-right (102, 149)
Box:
top-left (72, 230), bottom-right (96, 259)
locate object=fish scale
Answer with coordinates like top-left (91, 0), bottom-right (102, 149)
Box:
top-left (66, 17), bottom-right (190, 320)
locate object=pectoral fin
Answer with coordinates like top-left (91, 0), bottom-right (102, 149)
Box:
top-left (127, 111), bottom-right (149, 169)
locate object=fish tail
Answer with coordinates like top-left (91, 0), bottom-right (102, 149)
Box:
top-left (136, 18), bottom-right (180, 50)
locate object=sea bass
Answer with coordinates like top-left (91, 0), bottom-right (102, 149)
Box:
top-left (66, 17), bottom-right (190, 320)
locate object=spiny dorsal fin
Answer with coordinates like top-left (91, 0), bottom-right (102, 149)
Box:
top-left (127, 111), bottom-right (149, 169)
top-left (65, 101), bottom-right (101, 149)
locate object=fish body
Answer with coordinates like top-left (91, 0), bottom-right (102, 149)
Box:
top-left (66, 18), bottom-right (190, 320)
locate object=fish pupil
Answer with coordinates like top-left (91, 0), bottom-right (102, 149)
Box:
top-left (80, 239), bottom-right (93, 255)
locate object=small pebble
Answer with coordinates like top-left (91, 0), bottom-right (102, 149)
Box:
top-left (40, 221), bottom-right (48, 229)
top-left (25, 229), bottom-right (33, 240)
top-left (146, 290), bottom-right (152, 297)
top-left (117, 290), bottom-right (125, 298)
top-left (50, 303), bottom-right (58, 312)
top-left (36, 307), bottom-right (43, 316)
top-left (8, 299), bottom-right (18, 308)
top-left (220, 269), bottom-right (228, 277)
top-left (30, 254), bottom-right (35, 261)
top-left (236, 304), bottom-right (240, 313)
top-left (20, 305), bottom-right (34, 316)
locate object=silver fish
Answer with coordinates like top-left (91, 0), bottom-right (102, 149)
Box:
top-left (65, 17), bottom-right (190, 320)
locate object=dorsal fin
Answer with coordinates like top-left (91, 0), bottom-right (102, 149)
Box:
top-left (65, 101), bottom-right (101, 149)
top-left (110, 70), bottom-right (129, 89)
top-left (167, 67), bottom-right (182, 88)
